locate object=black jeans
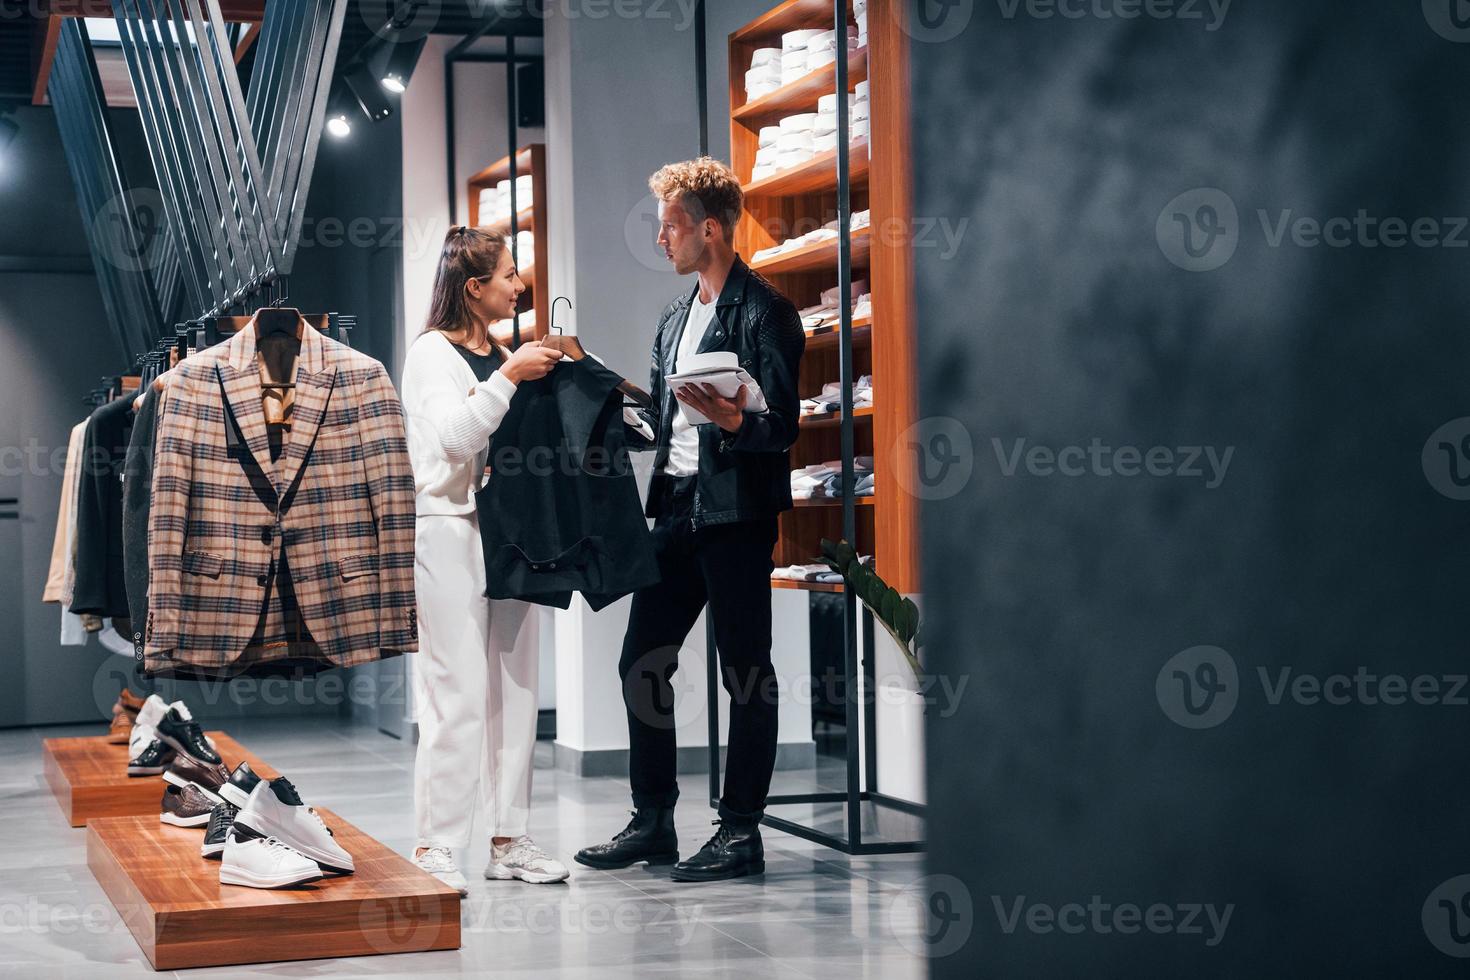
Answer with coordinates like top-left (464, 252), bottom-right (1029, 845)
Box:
top-left (619, 477), bottom-right (780, 826)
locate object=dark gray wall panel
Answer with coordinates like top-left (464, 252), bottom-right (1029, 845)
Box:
top-left (915, 1), bottom-right (1470, 975)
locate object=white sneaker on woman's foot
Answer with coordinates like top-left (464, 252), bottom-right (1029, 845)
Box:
top-left (486, 836), bottom-right (569, 884)
top-left (415, 846), bottom-right (469, 896)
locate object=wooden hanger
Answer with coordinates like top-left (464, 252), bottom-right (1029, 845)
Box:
top-left (539, 298), bottom-right (652, 407)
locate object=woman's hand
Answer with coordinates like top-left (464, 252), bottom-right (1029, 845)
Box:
top-left (497, 340), bottom-right (563, 383)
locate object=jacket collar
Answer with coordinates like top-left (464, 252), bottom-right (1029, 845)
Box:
top-left (219, 313), bottom-right (337, 496)
top-left (680, 255), bottom-right (751, 311)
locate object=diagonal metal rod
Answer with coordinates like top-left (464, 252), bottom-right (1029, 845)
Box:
top-left (111, 0), bottom-right (212, 314)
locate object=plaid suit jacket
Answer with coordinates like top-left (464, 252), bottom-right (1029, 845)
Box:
top-left (144, 317), bottom-right (418, 674)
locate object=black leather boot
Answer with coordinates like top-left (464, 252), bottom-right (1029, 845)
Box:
top-left (574, 807), bottom-right (679, 870)
top-left (670, 820), bottom-right (764, 882)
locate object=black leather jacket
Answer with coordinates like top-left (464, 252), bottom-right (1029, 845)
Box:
top-left (628, 258), bottom-right (806, 528)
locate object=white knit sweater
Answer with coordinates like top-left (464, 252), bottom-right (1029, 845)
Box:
top-left (400, 329), bottom-right (518, 516)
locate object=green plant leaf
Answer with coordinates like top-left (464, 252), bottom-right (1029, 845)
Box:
top-left (820, 538), bottom-right (839, 560)
top-left (880, 588), bottom-right (900, 627)
top-left (836, 540), bottom-right (858, 568)
top-left (899, 598), bottom-right (921, 643)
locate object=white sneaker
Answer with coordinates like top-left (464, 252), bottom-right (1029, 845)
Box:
top-left (415, 846), bottom-right (469, 896)
top-left (127, 721), bottom-right (156, 759)
top-left (235, 778), bottom-right (354, 874)
top-left (486, 836), bottom-right (569, 884)
top-left (134, 694), bottom-right (170, 733)
top-left (220, 832), bottom-right (322, 888)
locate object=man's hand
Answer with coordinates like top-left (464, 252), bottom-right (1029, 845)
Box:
top-left (676, 383), bottom-right (748, 433)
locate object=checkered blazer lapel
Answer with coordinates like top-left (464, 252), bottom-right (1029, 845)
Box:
top-left (276, 326), bottom-right (336, 498)
top-left (219, 327), bottom-right (276, 485)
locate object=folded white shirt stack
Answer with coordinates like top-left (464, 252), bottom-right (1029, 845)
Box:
top-left (854, 0), bottom-right (868, 46)
top-left (480, 174), bottom-right (534, 226)
top-left (511, 230), bottom-right (535, 267)
top-left (791, 456), bottom-right (875, 499)
top-left (750, 210), bottom-right (869, 266)
top-left (666, 351), bottom-right (768, 426)
top-left (801, 375), bottom-right (874, 417)
top-left (745, 46), bottom-right (783, 100)
top-left (490, 307), bottom-right (536, 336)
top-left (780, 28), bottom-right (825, 85)
top-left (805, 25), bottom-right (859, 71)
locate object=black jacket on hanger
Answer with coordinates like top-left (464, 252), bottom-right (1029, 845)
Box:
top-left (122, 385), bottom-right (160, 647)
top-left (476, 355), bottom-right (659, 610)
top-left (71, 392), bottom-right (133, 620)
top-left (627, 257), bottom-right (806, 529)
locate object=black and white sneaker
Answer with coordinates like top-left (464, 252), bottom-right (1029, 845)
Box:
top-left (153, 703), bottom-right (221, 765)
top-left (201, 802), bottom-right (240, 858)
top-left (128, 738), bottom-right (177, 776)
top-left (219, 761), bottom-right (262, 809)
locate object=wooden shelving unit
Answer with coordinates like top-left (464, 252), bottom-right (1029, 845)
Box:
top-left (728, 0), bottom-right (918, 595)
top-left (466, 143), bottom-right (550, 345)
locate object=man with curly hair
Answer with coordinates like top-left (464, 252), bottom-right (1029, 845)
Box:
top-left (575, 157), bottom-right (806, 882)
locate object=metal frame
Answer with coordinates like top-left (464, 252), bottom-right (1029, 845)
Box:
top-left (107, 0), bottom-right (344, 324)
top-left (701, 0), bottom-right (924, 856)
top-left (49, 18), bottom-right (176, 360)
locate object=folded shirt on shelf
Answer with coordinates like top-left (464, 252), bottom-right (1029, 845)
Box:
top-left (792, 457), bottom-right (875, 499)
top-left (800, 375), bottom-right (873, 418)
top-left (751, 212), bottom-right (871, 266)
top-left (773, 553), bottom-right (873, 584)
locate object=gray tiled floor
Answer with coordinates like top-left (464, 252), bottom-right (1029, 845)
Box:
top-left (0, 716), bottom-right (929, 978)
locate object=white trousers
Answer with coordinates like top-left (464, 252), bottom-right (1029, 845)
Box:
top-left (412, 513), bottom-right (540, 849)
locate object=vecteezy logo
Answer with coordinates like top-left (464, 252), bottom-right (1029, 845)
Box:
top-left (1423, 875), bottom-right (1470, 957)
top-left (1156, 188), bottom-right (1240, 272)
top-left (91, 188), bottom-right (170, 273)
top-left (900, 0), bottom-right (974, 43)
top-left (889, 874), bottom-right (973, 958)
top-left (894, 417), bottom-right (975, 500)
top-left (1422, 417), bottom-right (1470, 500)
top-left (1423, 0), bottom-right (1470, 42)
top-left (624, 192), bottom-right (675, 273)
top-left (1156, 646), bottom-right (1239, 729)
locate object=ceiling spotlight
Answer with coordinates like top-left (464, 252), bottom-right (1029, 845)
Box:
top-left (376, 35), bottom-right (428, 94)
top-left (343, 63), bottom-right (393, 122)
top-left (324, 83), bottom-right (359, 138)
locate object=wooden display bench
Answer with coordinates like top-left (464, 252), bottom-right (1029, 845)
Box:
top-left (43, 733), bottom-right (277, 828)
top-left (87, 808), bottom-right (461, 970)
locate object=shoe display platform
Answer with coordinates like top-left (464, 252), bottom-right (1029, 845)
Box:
top-left (42, 733), bottom-right (275, 828)
top-left (86, 808), bottom-right (462, 970)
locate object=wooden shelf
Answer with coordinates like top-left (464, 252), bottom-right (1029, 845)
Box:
top-left (734, 48), bottom-right (868, 122)
top-left (467, 145), bottom-right (537, 191)
top-left (45, 733), bottom-right (277, 828)
top-left (805, 314), bottom-right (872, 349)
top-left (465, 144), bottom-right (549, 344)
top-left (482, 204), bottom-right (535, 236)
top-left (88, 808), bottom-right (460, 969)
top-left (801, 404), bottom-right (874, 428)
top-left (732, 0), bottom-right (844, 42)
top-left (792, 496), bottom-right (875, 508)
top-left (752, 225), bottom-right (870, 276)
top-left (733, 1), bottom-right (917, 591)
top-left (745, 140), bottom-right (870, 196)
top-left (772, 577), bottom-right (845, 593)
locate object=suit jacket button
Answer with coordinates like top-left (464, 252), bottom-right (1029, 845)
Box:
top-left (260, 527), bottom-right (273, 544)
top-left (257, 574), bottom-right (269, 586)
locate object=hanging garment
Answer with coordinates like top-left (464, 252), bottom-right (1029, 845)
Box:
top-left (144, 316), bottom-right (418, 678)
top-left (122, 382), bottom-right (164, 647)
top-left (475, 356), bottom-right (658, 611)
top-left (43, 421), bottom-right (88, 604)
top-left (71, 393), bottom-right (133, 619)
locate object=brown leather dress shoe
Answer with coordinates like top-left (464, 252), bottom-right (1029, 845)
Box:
top-left (106, 712), bottom-right (132, 745)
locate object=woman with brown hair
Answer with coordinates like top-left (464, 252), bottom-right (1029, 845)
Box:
top-left (400, 226), bottom-right (569, 892)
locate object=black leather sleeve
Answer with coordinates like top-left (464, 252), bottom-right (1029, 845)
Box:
top-left (723, 295), bottom-right (806, 454)
top-left (626, 304), bottom-right (674, 452)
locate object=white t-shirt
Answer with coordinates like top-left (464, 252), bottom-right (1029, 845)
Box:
top-left (662, 292), bottom-right (719, 477)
